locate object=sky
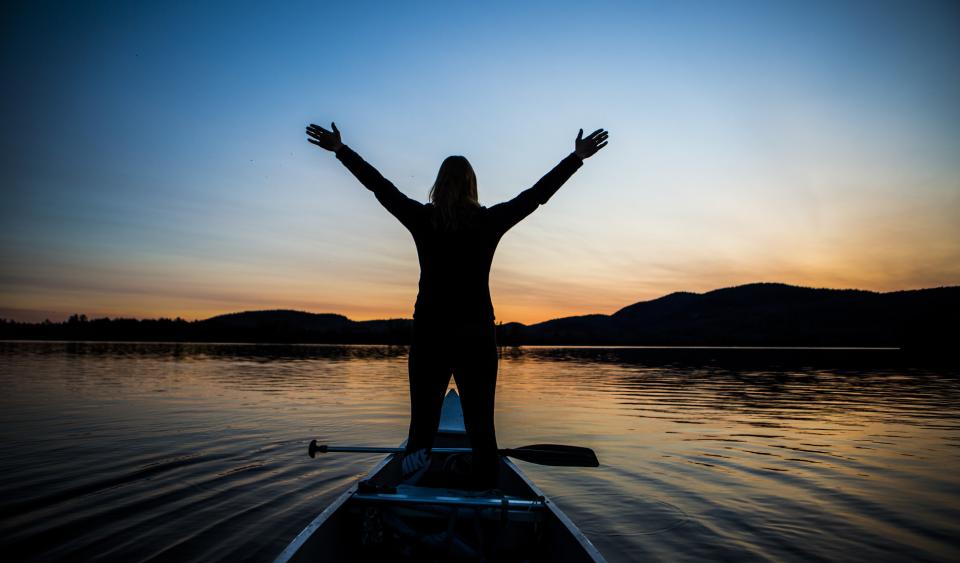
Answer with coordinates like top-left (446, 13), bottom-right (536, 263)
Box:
top-left (1, 1), bottom-right (959, 324)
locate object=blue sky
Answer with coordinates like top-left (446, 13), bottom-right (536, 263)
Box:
top-left (2, 1), bottom-right (958, 322)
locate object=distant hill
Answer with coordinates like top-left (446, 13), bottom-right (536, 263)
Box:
top-left (203, 309), bottom-right (351, 330)
top-left (501, 283), bottom-right (958, 348)
top-left (1, 283), bottom-right (957, 349)
top-left (198, 309), bottom-right (411, 344)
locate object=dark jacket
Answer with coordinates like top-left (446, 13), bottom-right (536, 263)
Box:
top-left (336, 145), bottom-right (583, 323)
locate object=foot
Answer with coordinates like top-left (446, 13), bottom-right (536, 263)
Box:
top-left (400, 448), bottom-right (430, 484)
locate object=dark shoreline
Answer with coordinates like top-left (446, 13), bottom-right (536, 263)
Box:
top-left (3, 283), bottom-right (955, 354)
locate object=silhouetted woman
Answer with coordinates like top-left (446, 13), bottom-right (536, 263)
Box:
top-left (306, 122), bottom-right (608, 487)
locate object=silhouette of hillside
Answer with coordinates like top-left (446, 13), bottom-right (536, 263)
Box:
top-left (1, 283), bottom-right (956, 349)
top-left (198, 310), bottom-right (411, 343)
top-left (507, 283), bottom-right (957, 348)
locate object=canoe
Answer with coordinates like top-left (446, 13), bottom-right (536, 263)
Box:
top-left (275, 389), bottom-right (605, 562)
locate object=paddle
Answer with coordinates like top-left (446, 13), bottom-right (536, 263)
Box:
top-left (308, 440), bottom-right (599, 467)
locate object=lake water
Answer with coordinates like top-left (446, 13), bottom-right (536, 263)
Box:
top-left (1, 342), bottom-right (958, 562)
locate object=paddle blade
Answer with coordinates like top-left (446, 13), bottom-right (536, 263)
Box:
top-left (503, 444), bottom-right (599, 467)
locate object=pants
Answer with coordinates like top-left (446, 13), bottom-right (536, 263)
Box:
top-left (406, 318), bottom-right (499, 487)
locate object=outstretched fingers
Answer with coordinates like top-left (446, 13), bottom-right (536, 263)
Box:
top-left (306, 124), bottom-right (337, 141)
top-left (588, 131), bottom-right (609, 148)
top-left (306, 132), bottom-right (328, 145)
top-left (588, 129), bottom-right (608, 142)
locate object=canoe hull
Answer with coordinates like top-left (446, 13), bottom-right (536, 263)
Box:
top-left (276, 390), bottom-right (604, 562)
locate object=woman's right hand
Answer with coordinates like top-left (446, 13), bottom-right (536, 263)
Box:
top-left (574, 128), bottom-right (609, 159)
top-left (306, 122), bottom-right (344, 152)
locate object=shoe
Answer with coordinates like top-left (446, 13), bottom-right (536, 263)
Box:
top-left (400, 449), bottom-right (430, 484)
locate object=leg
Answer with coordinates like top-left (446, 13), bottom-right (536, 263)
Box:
top-left (452, 320), bottom-right (499, 488)
top-left (406, 319), bottom-right (452, 454)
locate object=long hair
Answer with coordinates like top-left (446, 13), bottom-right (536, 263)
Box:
top-left (429, 155), bottom-right (479, 230)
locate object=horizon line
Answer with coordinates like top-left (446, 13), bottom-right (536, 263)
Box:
top-left (3, 281), bottom-right (957, 325)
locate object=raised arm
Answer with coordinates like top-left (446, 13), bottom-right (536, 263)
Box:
top-left (306, 122), bottom-right (422, 229)
top-left (489, 127), bottom-right (608, 233)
